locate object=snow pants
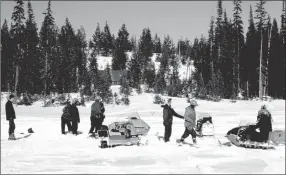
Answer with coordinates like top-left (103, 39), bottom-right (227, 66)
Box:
top-left (181, 127), bottom-right (196, 140)
top-left (61, 118), bottom-right (72, 134)
top-left (71, 120), bottom-right (78, 135)
top-left (9, 119), bottom-right (15, 135)
top-left (164, 123), bottom-right (172, 142)
top-left (89, 114), bottom-right (103, 134)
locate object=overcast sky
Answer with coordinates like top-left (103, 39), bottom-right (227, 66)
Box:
top-left (1, 1), bottom-right (284, 43)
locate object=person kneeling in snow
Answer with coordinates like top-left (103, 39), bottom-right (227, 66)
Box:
top-left (70, 98), bottom-right (80, 135)
top-left (61, 100), bottom-right (72, 134)
top-left (161, 98), bottom-right (184, 142)
top-left (179, 100), bottom-right (199, 144)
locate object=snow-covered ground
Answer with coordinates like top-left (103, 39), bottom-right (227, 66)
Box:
top-left (1, 90), bottom-right (285, 174)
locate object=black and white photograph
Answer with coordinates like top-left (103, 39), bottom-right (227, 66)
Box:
top-left (1, 0), bottom-right (285, 174)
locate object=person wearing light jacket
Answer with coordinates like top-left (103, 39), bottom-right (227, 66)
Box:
top-left (179, 100), bottom-right (199, 144)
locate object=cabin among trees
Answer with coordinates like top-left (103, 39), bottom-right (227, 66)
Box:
top-left (98, 69), bottom-right (127, 85)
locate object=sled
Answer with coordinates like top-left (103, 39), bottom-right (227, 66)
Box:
top-left (226, 134), bottom-right (275, 149)
top-left (196, 113), bottom-right (215, 137)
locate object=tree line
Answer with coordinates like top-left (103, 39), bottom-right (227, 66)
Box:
top-left (1, 0), bottom-right (285, 101)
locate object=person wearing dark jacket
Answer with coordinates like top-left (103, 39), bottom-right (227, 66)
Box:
top-left (70, 98), bottom-right (80, 135)
top-left (255, 104), bottom-right (273, 143)
top-left (89, 96), bottom-right (105, 134)
top-left (161, 98), bottom-right (184, 142)
top-left (6, 94), bottom-right (16, 140)
top-left (61, 101), bottom-right (72, 134)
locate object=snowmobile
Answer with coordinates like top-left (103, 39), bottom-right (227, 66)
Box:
top-left (97, 112), bottom-right (150, 148)
top-left (226, 121), bottom-right (285, 149)
top-left (196, 113), bottom-right (214, 137)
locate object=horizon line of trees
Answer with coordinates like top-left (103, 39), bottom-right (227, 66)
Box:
top-left (1, 0), bottom-right (285, 101)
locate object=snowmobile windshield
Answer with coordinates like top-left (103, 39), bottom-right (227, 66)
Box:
top-left (115, 112), bottom-right (141, 121)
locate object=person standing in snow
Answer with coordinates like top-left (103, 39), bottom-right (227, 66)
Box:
top-left (179, 100), bottom-right (199, 144)
top-left (89, 96), bottom-right (105, 134)
top-left (6, 94), bottom-right (16, 140)
top-left (255, 104), bottom-right (273, 143)
top-left (69, 98), bottom-right (80, 135)
top-left (61, 100), bottom-right (72, 134)
top-left (161, 98), bottom-right (184, 142)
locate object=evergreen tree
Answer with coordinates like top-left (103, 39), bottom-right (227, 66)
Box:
top-left (58, 18), bottom-right (77, 92)
top-left (1, 20), bottom-right (13, 92)
top-left (208, 16), bottom-right (215, 76)
top-left (138, 28), bottom-right (153, 73)
top-left (127, 50), bottom-right (141, 88)
top-left (102, 22), bottom-right (114, 56)
top-left (92, 23), bottom-right (103, 55)
top-left (112, 24), bottom-right (131, 70)
top-left (154, 35), bottom-right (172, 94)
top-left (120, 74), bottom-right (131, 105)
top-left (153, 33), bottom-right (162, 53)
top-left (23, 0), bottom-right (40, 94)
top-left (214, 0), bottom-right (223, 73)
top-left (39, 0), bottom-right (57, 95)
top-left (75, 26), bottom-right (88, 90)
top-left (243, 5), bottom-right (259, 98)
top-left (255, 0), bottom-right (268, 98)
top-left (233, 0), bottom-right (244, 95)
top-left (10, 0), bottom-right (26, 95)
top-left (130, 36), bottom-right (137, 52)
top-left (268, 19), bottom-right (280, 98)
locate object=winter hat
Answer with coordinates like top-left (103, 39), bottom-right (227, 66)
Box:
top-left (189, 100), bottom-right (198, 106)
top-left (72, 98), bottom-right (78, 104)
top-left (167, 98), bottom-right (172, 103)
top-left (9, 94), bottom-right (15, 99)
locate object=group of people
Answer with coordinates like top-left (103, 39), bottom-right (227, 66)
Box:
top-left (161, 98), bottom-right (273, 144)
top-left (161, 98), bottom-right (199, 144)
top-left (60, 96), bottom-right (106, 135)
top-left (5, 93), bottom-right (273, 144)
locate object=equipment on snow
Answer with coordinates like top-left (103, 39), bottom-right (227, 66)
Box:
top-left (97, 112), bottom-right (150, 148)
top-left (196, 113), bottom-right (214, 137)
top-left (226, 121), bottom-right (284, 149)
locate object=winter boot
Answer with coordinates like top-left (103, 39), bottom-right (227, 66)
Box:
top-left (193, 138), bottom-right (197, 144)
top-left (8, 133), bottom-right (16, 140)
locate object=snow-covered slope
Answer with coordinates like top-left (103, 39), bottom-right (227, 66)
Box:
top-left (95, 52), bottom-right (195, 80)
top-left (1, 88), bottom-right (285, 174)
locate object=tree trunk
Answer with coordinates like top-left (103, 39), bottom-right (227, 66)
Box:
top-left (44, 51), bottom-right (48, 106)
top-left (259, 30), bottom-right (263, 100)
top-left (76, 67), bottom-right (79, 92)
top-left (266, 22), bottom-right (272, 97)
top-left (14, 65), bottom-right (19, 96)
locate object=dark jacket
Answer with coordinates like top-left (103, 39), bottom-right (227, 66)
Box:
top-left (91, 101), bottom-right (105, 117)
top-left (69, 104), bottom-right (80, 123)
top-left (256, 110), bottom-right (272, 132)
top-left (161, 104), bottom-right (183, 125)
top-left (6, 100), bottom-right (16, 121)
top-left (61, 104), bottom-right (72, 120)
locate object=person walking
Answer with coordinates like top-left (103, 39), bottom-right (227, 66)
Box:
top-left (179, 100), bottom-right (199, 144)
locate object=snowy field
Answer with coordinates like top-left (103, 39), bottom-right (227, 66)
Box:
top-left (1, 91), bottom-right (285, 174)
